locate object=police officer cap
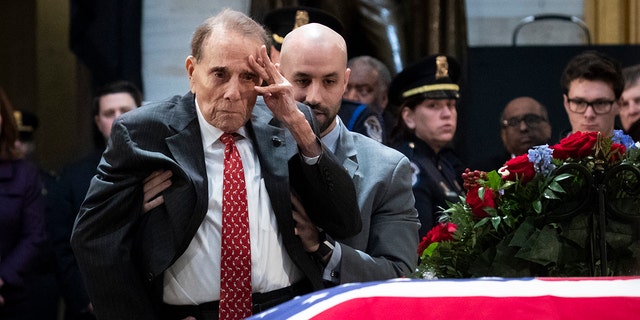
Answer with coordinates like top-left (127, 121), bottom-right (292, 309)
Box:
top-left (388, 54), bottom-right (461, 107)
top-left (263, 6), bottom-right (344, 51)
top-left (13, 110), bottom-right (39, 141)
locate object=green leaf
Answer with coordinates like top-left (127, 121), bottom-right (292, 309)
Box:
top-left (475, 217), bottom-right (490, 228)
top-left (486, 170), bottom-right (503, 190)
top-left (509, 218), bottom-right (536, 247)
top-left (533, 200), bottom-right (542, 213)
top-left (553, 173), bottom-right (573, 182)
top-left (543, 188), bottom-right (559, 199)
top-left (514, 225), bottom-right (561, 266)
top-left (491, 216), bottom-right (501, 230)
top-left (422, 242), bottom-right (439, 258)
top-left (548, 181), bottom-right (566, 193)
top-left (501, 180), bottom-right (516, 190)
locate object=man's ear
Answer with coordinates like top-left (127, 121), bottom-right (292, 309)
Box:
top-left (343, 68), bottom-right (351, 92)
top-left (381, 89), bottom-right (389, 109)
top-left (186, 56), bottom-right (196, 76)
top-left (186, 56), bottom-right (196, 92)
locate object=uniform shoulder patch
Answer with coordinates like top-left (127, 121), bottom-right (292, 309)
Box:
top-left (364, 115), bottom-right (383, 143)
top-left (409, 161), bottom-right (420, 186)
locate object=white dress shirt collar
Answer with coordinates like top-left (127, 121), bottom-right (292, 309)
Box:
top-left (321, 117), bottom-right (341, 154)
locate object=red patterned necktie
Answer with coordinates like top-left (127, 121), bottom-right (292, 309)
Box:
top-left (219, 133), bottom-right (252, 319)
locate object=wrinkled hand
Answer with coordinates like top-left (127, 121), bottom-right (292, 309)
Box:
top-left (143, 170), bottom-right (173, 213)
top-left (291, 193), bottom-right (321, 252)
top-left (248, 45), bottom-right (301, 125)
top-left (249, 45), bottom-right (321, 157)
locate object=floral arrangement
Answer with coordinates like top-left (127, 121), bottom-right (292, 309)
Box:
top-left (414, 130), bottom-right (640, 279)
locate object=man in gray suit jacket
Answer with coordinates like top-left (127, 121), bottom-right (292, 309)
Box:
top-left (266, 23), bottom-right (420, 283)
top-left (70, 10), bottom-right (360, 320)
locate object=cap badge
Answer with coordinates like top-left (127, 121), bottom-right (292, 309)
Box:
top-left (435, 56), bottom-right (449, 79)
top-left (294, 10), bottom-right (310, 29)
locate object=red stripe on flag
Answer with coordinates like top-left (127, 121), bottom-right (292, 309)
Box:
top-left (310, 296), bottom-right (640, 320)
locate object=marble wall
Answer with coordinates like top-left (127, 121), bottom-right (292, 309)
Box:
top-left (142, 0), bottom-right (250, 101)
top-left (141, 0), bottom-right (584, 101)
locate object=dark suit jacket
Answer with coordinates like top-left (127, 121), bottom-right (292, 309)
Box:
top-left (48, 148), bottom-right (102, 315)
top-left (70, 93), bottom-right (359, 319)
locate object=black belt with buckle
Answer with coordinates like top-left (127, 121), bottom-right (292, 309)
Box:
top-left (161, 281), bottom-right (312, 320)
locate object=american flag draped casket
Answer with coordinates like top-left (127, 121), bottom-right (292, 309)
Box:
top-left (248, 277), bottom-right (640, 320)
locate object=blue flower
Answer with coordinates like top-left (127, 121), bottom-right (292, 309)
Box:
top-left (612, 130), bottom-right (636, 149)
top-left (528, 145), bottom-right (555, 175)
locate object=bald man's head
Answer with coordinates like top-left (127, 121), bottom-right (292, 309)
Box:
top-left (278, 23), bottom-right (350, 135)
top-left (280, 23), bottom-right (348, 69)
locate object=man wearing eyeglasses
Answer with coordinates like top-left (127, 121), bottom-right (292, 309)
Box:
top-left (560, 51), bottom-right (624, 137)
top-left (500, 97), bottom-right (551, 158)
top-left (472, 96), bottom-right (551, 171)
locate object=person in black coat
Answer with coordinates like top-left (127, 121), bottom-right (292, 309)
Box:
top-left (49, 80), bottom-right (142, 320)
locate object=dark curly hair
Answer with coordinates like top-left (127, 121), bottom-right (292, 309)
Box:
top-left (560, 50), bottom-right (624, 99)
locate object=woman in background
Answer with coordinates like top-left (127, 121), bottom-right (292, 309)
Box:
top-left (0, 87), bottom-right (45, 320)
top-left (389, 55), bottom-right (466, 238)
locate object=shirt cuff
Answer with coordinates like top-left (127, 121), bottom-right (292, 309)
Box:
top-left (322, 242), bottom-right (342, 283)
top-left (302, 153), bottom-right (320, 165)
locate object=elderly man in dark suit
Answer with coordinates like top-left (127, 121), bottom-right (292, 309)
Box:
top-left (145, 16), bottom-right (419, 292)
top-left (70, 9), bottom-right (359, 320)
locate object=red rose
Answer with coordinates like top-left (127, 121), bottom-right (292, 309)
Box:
top-left (417, 222), bottom-right (457, 254)
top-left (551, 131), bottom-right (598, 160)
top-left (610, 143), bottom-right (626, 162)
top-left (501, 154), bottom-right (536, 183)
top-left (465, 186), bottom-right (496, 218)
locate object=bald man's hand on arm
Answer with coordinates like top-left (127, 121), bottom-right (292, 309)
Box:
top-left (142, 170), bottom-right (172, 213)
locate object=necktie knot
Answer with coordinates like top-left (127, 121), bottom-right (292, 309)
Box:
top-left (220, 133), bottom-right (236, 146)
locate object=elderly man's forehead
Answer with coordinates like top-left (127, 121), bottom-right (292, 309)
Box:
top-left (202, 32), bottom-right (261, 55)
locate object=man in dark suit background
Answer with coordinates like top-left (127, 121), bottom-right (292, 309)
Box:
top-left (70, 9), bottom-right (359, 320)
top-left (50, 80), bottom-right (142, 320)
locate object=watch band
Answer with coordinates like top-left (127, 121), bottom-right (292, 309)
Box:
top-left (312, 232), bottom-right (335, 261)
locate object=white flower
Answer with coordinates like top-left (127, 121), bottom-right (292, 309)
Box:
top-left (497, 165), bottom-right (510, 178)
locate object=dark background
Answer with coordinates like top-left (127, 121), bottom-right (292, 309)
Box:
top-left (457, 45), bottom-right (640, 168)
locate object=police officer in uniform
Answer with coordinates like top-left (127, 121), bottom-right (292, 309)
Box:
top-left (339, 99), bottom-right (385, 143)
top-left (341, 55), bottom-right (394, 144)
top-left (389, 55), bottom-right (465, 237)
